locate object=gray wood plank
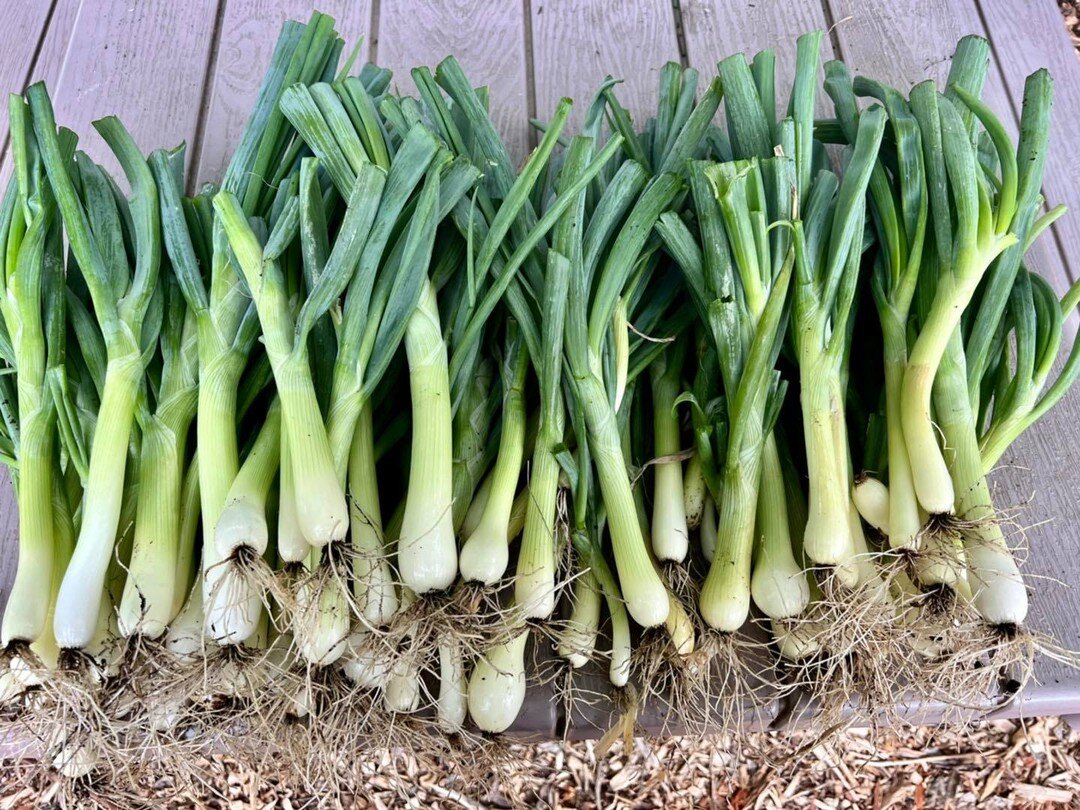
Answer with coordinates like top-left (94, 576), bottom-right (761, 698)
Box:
top-left (681, 0), bottom-right (834, 98)
top-left (976, 0), bottom-right (1080, 284)
top-left (825, 0), bottom-right (1080, 713)
top-left (0, 0), bottom-right (81, 185)
top-left (376, 0), bottom-right (530, 160)
top-left (530, 0), bottom-right (679, 134)
top-left (0, 0), bottom-right (56, 158)
top-left (40, 0), bottom-right (219, 180)
top-left (194, 0), bottom-right (372, 187)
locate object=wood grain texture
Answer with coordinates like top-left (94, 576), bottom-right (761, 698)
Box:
top-left (40, 0), bottom-right (219, 180)
top-left (530, 0), bottom-right (679, 135)
top-left (976, 0), bottom-right (1080, 284)
top-left (194, 0), bottom-right (372, 186)
top-left (681, 0), bottom-right (834, 102)
top-left (0, 1), bottom-right (55, 156)
top-left (0, 0), bottom-right (81, 186)
top-left (376, 0), bottom-right (530, 160)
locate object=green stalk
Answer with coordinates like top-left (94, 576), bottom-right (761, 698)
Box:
top-left (556, 566), bottom-right (602, 668)
top-left (276, 428), bottom-right (310, 564)
top-left (215, 191), bottom-right (348, 548)
top-left (28, 93), bottom-right (162, 649)
top-left (881, 315), bottom-right (923, 549)
top-left (3, 414), bottom-right (54, 645)
top-left (119, 279), bottom-right (198, 639)
top-left (700, 447), bottom-right (762, 631)
top-left (450, 358), bottom-right (495, 531)
top-left (750, 436), bottom-right (809, 619)
top-left (170, 457), bottom-right (201, 620)
top-left (649, 342), bottom-right (688, 562)
top-left (460, 337), bottom-right (528, 585)
top-left (579, 372), bottom-right (668, 626)
top-left (798, 361), bottom-right (851, 564)
top-left (515, 412), bottom-right (564, 617)
top-left (348, 401), bottom-right (397, 626)
top-left (397, 278), bottom-right (456, 593)
top-left (213, 399), bottom-right (281, 559)
top-left (901, 94), bottom-right (1017, 515)
top-left (117, 419), bottom-right (186, 638)
top-left (935, 333), bottom-right (1023, 625)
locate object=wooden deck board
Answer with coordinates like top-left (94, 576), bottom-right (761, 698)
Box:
top-left (34, 0), bottom-right (219, 179)
top-left (0, 0), bottom-right (1077, 731)
top-left (530, 0), bottom-right (680, 133)
top-left (0, 1), bottom-right (56, 161)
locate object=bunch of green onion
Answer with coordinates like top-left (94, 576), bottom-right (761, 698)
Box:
top-left (0, 12), bottom-right (1077, 777)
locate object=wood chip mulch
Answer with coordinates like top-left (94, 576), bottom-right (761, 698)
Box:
top-left (1, 717), bottom-right (1077, 808)
top-left (1059, 0), bottom-right (1080, 51)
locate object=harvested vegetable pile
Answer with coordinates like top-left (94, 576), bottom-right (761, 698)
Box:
top-left (0, 9), bottom-right (1077, 792)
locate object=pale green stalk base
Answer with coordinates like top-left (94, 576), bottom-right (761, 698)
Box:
top-left (901, 255), bottom-right (1007, 515)
top-left (397, 280), bottom-right (457, 594)
top-left (384, 646), bottom-right (422, 713)
top-left (54, 354), bottom-right (141, 649)
top-left (294, 571), bottom-right (350, 665)
top-left (800, 368), bottom-right (853, 566)
top-left (459, 472), bottom-right (493, 540)
top-left (580, 374), bottom-right (669, 628)
top-left (700, 496), bottom-right (717, 563)
top-left (652, 440), bottom-right (686, 561)
top-left (751, 438), bottom-right (810, 620)
top-left (651, 370), bottom-right (688, 563)
top-left (882, 351), bottom-right (922, 549)
top-left (664, 592), bottom-right (695, 655)
top-left (277, 431), bottom-right (311, 563)
top-left (214, 401), bottom-right (280, 558)
top-left (852, 475), bottom-right (891, 536)
top-left (199, 353), bottom-right (265, 645)
top-left (277, 356), bottom-right (348, 547)
top-left (2, 414), bottom-right (54, 646)
top-left (557, 568), bottom-right (602, 667)
top-left (171, 459), bottom-right (201, 619)
top-left (700, 457), bottom-right (760, 632)
top-left (460, 376), bottom-right (525, 585)
top-left (683, 454), bottom-right (706, 530)
top-left (588, 549), bottom-right (632, 687)
top-left (515, 438), bottom-right (561, 618)
top-left (467, 629), bottom-right (528, 733)
top-left (349, 403), bottom-right (397, 626)
top-left (341, 632), bottom-right (393, 689)
top-left (164, 583), bottom-right (204, 663)
top-left (914, 529), bottom-right (966, 587)
top-left (772, 619), bottom-right (823, 661)
top-left (847, 501), bottom-right (890, 603)
top-left (118, 421), bottom-right (184, 638)
top-left (935, 338), bottom-right (1026, 625)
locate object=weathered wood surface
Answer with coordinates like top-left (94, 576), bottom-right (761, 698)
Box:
top-left (0, 0), bottom-right (1077, 734)
top-left (531, 0), bottom-right (680, 133)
